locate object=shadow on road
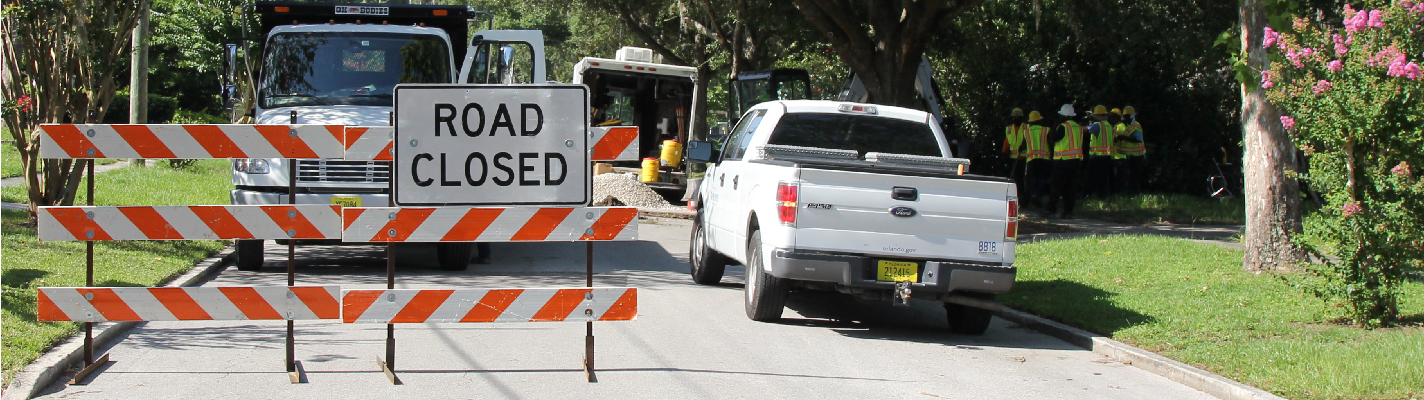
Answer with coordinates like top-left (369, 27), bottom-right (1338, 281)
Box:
top-left (779, 289), bottom-right (1082, 351)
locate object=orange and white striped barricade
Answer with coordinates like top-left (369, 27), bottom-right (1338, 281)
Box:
top-left (340, 206), bottom-right (637, 242)
top-left (36, 205), bottom-right (343, 241)
top-left (341, 288), bottom-right (636, 324)
top-left (342, 206), bottom-right (637, 383)
top-left (37, 286), bottom-right (341, 322)
top-left (35, 123), bottom-right (345, 384)
top-left (589, 126), bottom-right (639, 162)
top-left (38, 124), bottom-right (346, 159)
top-left (342, 126), bottom-right (394, 162)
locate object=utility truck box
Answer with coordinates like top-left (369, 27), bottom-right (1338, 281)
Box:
top-left (572, 48), bottom-right (698, 191)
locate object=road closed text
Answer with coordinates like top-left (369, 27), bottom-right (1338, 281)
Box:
top-left (411, 151), bottom-right (567, 187)
top-left (410, 103), bottom-right (567, 188)
top-left (394, 85), bottom-right (589, 206)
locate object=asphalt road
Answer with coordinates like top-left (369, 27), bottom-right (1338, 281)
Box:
top-left (35, 217), bottom-right (1215, 399)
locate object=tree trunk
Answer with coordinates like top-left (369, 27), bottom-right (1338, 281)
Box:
top-left (130, 0), bottom-right (150, 166)
top-left (790, 0), bottom-right (980, 110)
top-left (691, 65), bottom-right (712, 143)
top-left (1240, 0), bottom-right (1302, 272)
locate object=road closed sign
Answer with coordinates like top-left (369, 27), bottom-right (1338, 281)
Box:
top-left (394, 84), bottom-right (589, 206)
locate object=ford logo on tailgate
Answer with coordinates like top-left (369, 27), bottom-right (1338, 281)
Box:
top-left (889, 206), bottom-right (917, 217)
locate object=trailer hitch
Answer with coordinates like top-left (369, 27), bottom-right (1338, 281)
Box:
top-left (893, 281), bottom-right (912, 307)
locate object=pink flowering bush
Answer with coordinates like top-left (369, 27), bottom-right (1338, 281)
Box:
top-left (1263, 0), bottom-right (1424, 327)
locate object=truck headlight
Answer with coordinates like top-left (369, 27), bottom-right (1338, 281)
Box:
top-left (235, 158), bottom-right (270, 174)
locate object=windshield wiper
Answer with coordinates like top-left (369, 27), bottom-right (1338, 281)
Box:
top-left (348, 94), bottom-right (393, 99)
top-left (267, 93), bottom-right (329, 105)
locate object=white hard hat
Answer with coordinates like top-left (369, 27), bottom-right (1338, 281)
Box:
top-left (1057, 104), bottom-right (1076, 117)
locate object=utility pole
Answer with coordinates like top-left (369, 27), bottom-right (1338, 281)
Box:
top-left (129, 0), bottom-right (151, 167)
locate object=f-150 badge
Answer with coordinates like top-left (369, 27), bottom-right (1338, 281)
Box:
top-left (805, 203), bottom-right (832, 210)
top-left (889, 206), bottom-right (917, 217)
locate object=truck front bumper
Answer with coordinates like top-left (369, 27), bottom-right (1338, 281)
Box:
top-left (769, 248), bottom-right (1015, 294)
top-left (231, 188), bottom-right (390, 207)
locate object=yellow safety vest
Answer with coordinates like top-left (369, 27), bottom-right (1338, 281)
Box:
top-left (1088, 121), bottom-right (1115, 156)
top-left (1112, 123), bottom-right (1128, 160)
top-left (1053, 121), bottom-right (1085, 160)
top-left (1118, 121), bottom-right (1146, 156)
top-left (1005, 124), bottom-right (1027, 159)
top-left (1024, 125), bottom-right (1050, 160)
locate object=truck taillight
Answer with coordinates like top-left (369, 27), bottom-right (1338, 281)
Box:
top-left (1006, 196), bottom-right (1019, 241)
top-left (777, 182), bottom-right (799, 226)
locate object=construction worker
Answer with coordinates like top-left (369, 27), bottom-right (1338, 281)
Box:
top-left (1109, 108), bottom-right (1128, 196)
top-left (1115, 106), bottom-right (1146, 193)
top-left (1046, 104), bottom-right (1085, 219)
top-left (1002, 108), bottom-right (1028, 196)
top-left (1022, 111), bottom-right (1052, 210)
top-left (1084, 105), bottom-right (1115, 198)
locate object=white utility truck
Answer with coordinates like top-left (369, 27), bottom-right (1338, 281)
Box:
top-left (572, 47), bottom-right (699, 191)
top-left (685, 100), bottom-right (1019, 335)
top-left (224, 1), bottom-right (547, 270)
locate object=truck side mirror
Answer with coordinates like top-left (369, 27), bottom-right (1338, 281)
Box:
top-left (686, 140), bottom-right (719, 164)
top-left (499, 46), bottom-right (514, 68)
top-left (222, 43), bottom-right (238, 106)
top-left (497, 46), bottom-right (515, 83)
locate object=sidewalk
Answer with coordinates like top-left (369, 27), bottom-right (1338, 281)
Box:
top-left (1020, 214), bottom-right (1244, 251)
top-left (0, 161), bottom-right (130, 210)
top-left (0, 160), bottom-right (129, 188)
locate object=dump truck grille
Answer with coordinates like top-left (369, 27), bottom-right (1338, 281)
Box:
top-left (297, 160), bottom-right (391, 183)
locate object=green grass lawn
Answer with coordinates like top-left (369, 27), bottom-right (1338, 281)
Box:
top-left (2, 141), bottom-right (22, 178)
top-left (1002, 235), bottom-right (1423, 400)
top-left (1, 160), bottom-right (231, 384)
top-left (1074, 193), bottom-right (1245, 225)
top-left (3, 141), bottom-right (120, 179)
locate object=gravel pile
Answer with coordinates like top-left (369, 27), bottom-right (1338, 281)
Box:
top-left (592, 173), bottom-right (677, 209)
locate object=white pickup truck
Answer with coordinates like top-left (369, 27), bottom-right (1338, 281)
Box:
top-left (685, 100), bottom-right (1019, 335)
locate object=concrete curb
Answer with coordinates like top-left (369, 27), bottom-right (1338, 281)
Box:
top-left (1, 247), bottom-right (236, 400)
top-left (994, 307), bottom-right (1286, 400)
top-left (637, 207), bottom-right (695, 219)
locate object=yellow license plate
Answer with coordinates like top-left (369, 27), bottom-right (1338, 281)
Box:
top-left (876, 260), bottom-right (919, 282)
top-left (330, 197), bottom-right (361, 208)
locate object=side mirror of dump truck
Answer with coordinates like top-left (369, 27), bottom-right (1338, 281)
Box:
top-left (221, 43), bottom-right (238, 107)
top-left (686, 141), bottom-right (719, 164)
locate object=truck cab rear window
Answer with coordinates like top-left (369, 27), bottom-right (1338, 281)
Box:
top-left (767, 113), bottom-right (941, 158)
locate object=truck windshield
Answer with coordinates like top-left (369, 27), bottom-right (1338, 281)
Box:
top-left (767, 113), bottom-right (942, 157)
top-left (260, 32), bottom-right (449, 108)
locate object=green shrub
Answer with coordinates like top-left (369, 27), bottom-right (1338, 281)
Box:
top-left (1263, 1), bottom-right (1424, 326)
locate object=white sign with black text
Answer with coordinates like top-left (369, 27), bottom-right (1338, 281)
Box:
top-left (394, 84), bottom-right (589, 206)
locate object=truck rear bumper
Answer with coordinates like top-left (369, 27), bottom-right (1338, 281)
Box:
top-left (769, 248), bottom-right (1015, 294)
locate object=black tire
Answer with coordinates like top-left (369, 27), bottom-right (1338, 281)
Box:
top-left (235, 239), bottom-right (264, 271)
top-left (689, 215), bottom-right (726, 285)
top-left (474, 243), bottom-right (492, 264)
top-left (744, 230), bottom-right (787, 321)
top-left (945, 296), bottom-right (995, 335)
top-left (437, 243), bottom-right (473, 271)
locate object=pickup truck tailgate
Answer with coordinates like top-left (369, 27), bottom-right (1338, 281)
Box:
top-left (793, 167), bottom-right (1014, 264)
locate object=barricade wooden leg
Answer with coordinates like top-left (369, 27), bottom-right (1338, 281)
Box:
top-left (584, 322), bottom-right (596, 383)
top-left (69, 353), bottom-right (108, 385)
top-left (286, 159), bottom-right (302, 384)
top-left (287, 321), bottom-right (300, 383)
top-left (377, 242), bottom-right (400, 384)
top-left (72, 163), bottom-right (110, 386)
top-left (584, 242), bottom-right (597, 383)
